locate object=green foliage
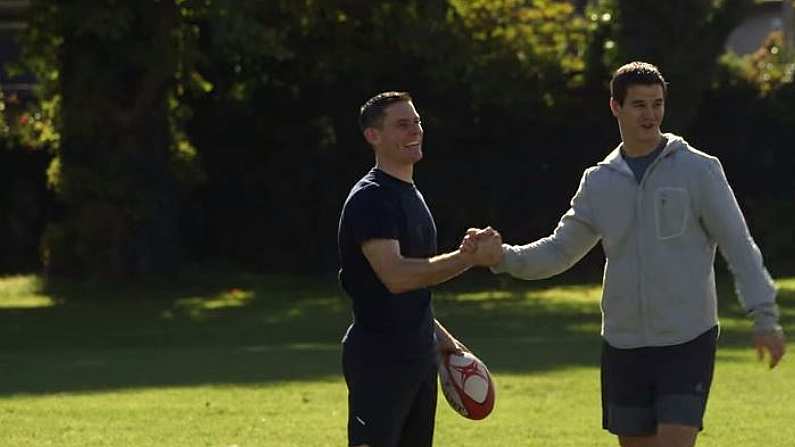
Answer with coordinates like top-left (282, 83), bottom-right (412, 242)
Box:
top-left (720, 31), bottom-right (795, 96)
top-left (11, 96), bottom-right (60, 152)
top-left (16, 1), bottom-right (209, 277)
top-left (4, 0), bottom-right (61, 152)
top-left (591, 0), bottom-right (755, 131)
top-left (695, 31), bottom-right (795, 271)
top-left (0, 91), bottom-right (7, 140)
top-left (447, 0), bottom-right (589, 103)
top-left (0, 85), bottom-right (53, 272)
top-left (174, 0), bottom-right (599, 271)
top-left (3, 0), bottom-right (794, 276)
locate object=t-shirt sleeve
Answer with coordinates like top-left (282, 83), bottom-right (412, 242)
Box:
top-left (347, 187), bottom-right (401, 245)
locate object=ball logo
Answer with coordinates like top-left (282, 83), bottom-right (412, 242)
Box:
top-left (439, 351), bottom-right (495, 420)
top-left (448, 357), bottom-right (489, 403)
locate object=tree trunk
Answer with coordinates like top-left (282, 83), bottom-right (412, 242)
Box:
top-left (44, 1), bottom-right (184, 278)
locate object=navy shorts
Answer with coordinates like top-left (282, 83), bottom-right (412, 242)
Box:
top-left (601, 326), bottom-right (718, 436)
top-left (343, 345), bottom-right (438, 447)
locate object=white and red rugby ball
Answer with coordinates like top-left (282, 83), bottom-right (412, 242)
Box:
top-left (438, 351), bottom-right (495, 420)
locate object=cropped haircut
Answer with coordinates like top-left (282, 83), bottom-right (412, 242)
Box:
top-left (610, 62), bottom-right (668, 105)
top-left (359, 91), bottom-right (413, 132)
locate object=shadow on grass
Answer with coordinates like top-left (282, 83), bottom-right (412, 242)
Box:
top-left (0, 269), bottom-right (792, 396)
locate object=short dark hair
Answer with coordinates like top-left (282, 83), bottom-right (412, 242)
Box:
top-left (359, 91), bottom-right (413, 132)
top-left (610, 62), bottom-right (667, 105)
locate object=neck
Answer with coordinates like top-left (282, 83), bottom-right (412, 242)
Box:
top-left (375, 160), bottom-right (414, 183)
top-left (622, 133), bottom-right (663, 157)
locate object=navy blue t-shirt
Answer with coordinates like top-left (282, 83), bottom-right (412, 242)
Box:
top-left (622, 136), bottom-right (667, 183)
top-left (337, 168), bottom-right (437, 361)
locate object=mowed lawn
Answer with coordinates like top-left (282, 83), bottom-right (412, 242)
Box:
top-left (0, 271), bottom-right (793, 446)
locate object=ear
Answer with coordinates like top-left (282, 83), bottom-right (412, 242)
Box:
top-left (609, 97), bottom-right (621, 118)
top-left (363, 127), bottom-right (380, 146)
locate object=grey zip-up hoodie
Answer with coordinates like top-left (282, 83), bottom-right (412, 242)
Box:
top-left (492, 133), bottom-right (779, 348)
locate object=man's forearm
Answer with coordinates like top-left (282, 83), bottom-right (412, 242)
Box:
top-left (384, 250), bottom-right (473, 294)
top-left (434, 319), bottom-right (453, 339)
top-left (492, 213), bottom-right (599, 279)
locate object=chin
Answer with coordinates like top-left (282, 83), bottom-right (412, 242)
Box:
top-left (405, 149), bottom-right (423, 163)
top-left (645, 126), bottom-right (660, 134)
top-left (637, 131), bottom-right (659, 142)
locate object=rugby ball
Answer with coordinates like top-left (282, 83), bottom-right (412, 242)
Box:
top-left (438, 351), bottom-right (495, 420)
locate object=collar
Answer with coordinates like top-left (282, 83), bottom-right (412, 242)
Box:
top-left (599, 133), bottom-right (684, 176)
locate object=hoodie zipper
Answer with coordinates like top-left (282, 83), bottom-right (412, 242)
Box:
top-left (598, 135), bottom-right (678, 345)
top-left (635, 143), bottom-right (673, 345)
top-left (635, 173), bottom-right (649, 345)
top-left (604, 157), bottom-right (649, 344)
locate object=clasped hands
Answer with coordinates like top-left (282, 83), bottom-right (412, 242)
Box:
top-left (459, 226), bottom-right (504, 267)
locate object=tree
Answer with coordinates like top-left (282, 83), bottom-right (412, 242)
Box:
top-left (17, 1), bottom-right (205, 277)
top-left (593, 0), bottom-right (754, 131)
top-left (182, 0), bottom-right (595, 271)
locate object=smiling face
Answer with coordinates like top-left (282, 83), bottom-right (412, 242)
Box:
top-left (610, 83), bottom-right (665, 154)
top-left (364, 100), bottom-right (424, 171)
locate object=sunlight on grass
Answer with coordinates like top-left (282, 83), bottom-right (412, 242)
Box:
top-left (448, 284), bottom-right (603, 304)
top-left (515, 284), bottom-right (603, 315)
top-left (0, 294), bottom-right (57, 309)
top-left (715, 317), bottom-right (753, 331)
top-left (0, 274), bottom-right (792, 446)
top-left (0, 275), bottom-right (57, 309)
top-left (528, 284), bottom-right (602, 303)
top-left (169, 288), bottom-right (254, 320)
top-left (455, 290), bottom-right (514, 301)
top-left (778, 277), bottom-right (795, 291)
top-left (0, 383), bottom-right (349, 447)
top-left (263, 297), bottom-right (346, 324)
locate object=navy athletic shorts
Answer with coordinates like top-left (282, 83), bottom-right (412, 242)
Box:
top-left (343, 346), bottom-right (438, 447)
top-left (601, 325), bottom-right (719, 436)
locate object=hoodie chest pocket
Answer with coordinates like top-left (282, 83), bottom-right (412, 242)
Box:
top-left (655, 187), bottom-right (690, 240)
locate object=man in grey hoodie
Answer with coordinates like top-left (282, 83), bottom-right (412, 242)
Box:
top-left (464, 61), bottom-right (786, 447)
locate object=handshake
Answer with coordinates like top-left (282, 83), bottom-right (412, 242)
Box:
top-left (459, 226), bottom-right (504, 267)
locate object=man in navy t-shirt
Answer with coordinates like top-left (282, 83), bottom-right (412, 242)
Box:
top-left (337, 91), bottom-right (500, 447)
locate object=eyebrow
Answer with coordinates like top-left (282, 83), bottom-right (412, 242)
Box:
top-left (630, 98), bottom-right (663, 105)
top-left (395, 117), bottom-right (421, 123)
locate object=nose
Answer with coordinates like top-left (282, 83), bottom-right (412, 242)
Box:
top-left (641, 109), bottom-right (659, 123)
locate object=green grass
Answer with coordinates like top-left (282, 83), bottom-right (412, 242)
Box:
top-left (0, 271), bottom-right (793, 446)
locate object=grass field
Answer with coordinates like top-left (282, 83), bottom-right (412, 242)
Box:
top-left (0, 270), bottom-right (793, 446)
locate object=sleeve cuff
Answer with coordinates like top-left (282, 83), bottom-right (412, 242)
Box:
top-left (489, 244), bottom-right (511, 274)
top-left (749, 302), bottom-right (783, 335)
